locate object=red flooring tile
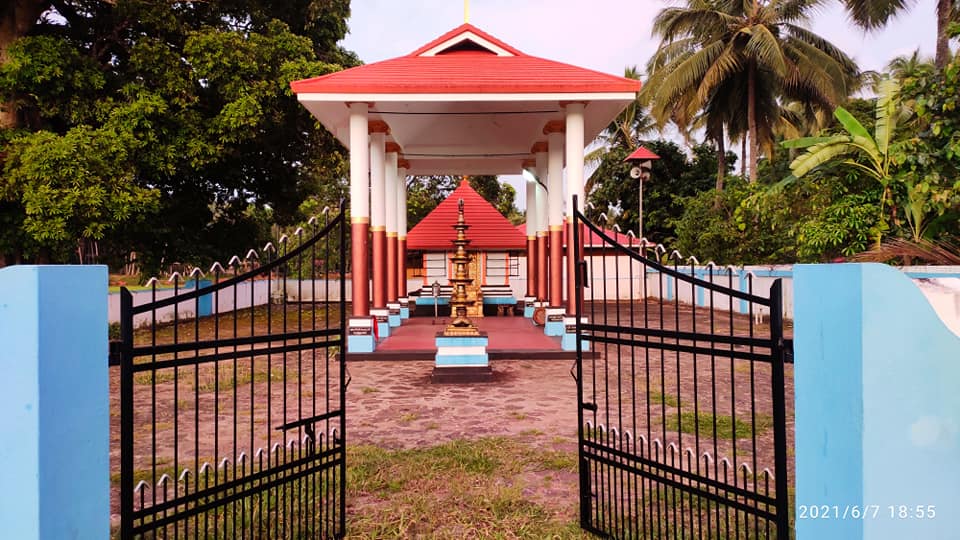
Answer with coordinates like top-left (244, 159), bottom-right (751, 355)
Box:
top-left (376, 315), bottom-right (561, 352)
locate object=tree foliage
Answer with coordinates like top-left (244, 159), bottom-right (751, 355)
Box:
top-left (0, 1), bottom-right (355, 271)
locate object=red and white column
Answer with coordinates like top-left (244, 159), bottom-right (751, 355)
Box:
top-left (348, 103), bottom-right (370, 318)
top-left (397, 159), bottom-right (410, 304)
top-left (524, 158), bottom-right (538, 300)
top-left (535, 177), bottom-right (548, 303)
top-left (564, 102), bottom-right (586, 314)
top-left (545, 121), bottom-right (565, 310)
top-left (347, 103), bottom-right (376, 352)
top-left (369, 121), bottom-right (389, 310)
top-left (385, 144), bottom-right (402, 327)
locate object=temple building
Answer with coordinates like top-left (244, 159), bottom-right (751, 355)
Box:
top-left (290, 23), bottom-right (640, 352)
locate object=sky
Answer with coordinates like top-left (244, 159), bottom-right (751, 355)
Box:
top-left (339, 0), bottom-right (942, 209)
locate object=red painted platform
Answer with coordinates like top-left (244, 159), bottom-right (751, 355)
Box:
top-left (347, 316), bottom-right (575, 361)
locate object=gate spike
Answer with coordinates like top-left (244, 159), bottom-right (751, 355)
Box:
top-left (738, 462), bottom-right (754, 474)
top-left (271, 443), bottom-right (282, 455)
top-left (636, 434), bottom-right (648, 447)
top-left (188, 267), bottom-right (205, 279)
top-left (134, 480), bottom-right (150, 496)
top-left (669, 249), bottom-right (683, 261)
top-left (144, 277), bottom-right (160, 287)
top-left (686, 255), bottom-right (700, 265)
top-left (278, 234), bottom-right (290, 245)
top-left (254, 447), bottom-right (266, 460)
top-left (652, 439), bottom-right (664, 452)
top-left (227, 255), bottom-right (242, 268)
top-left (157, 473), bottom-right (172, 489)
top-left (293, 227), bottom-right (305, 237)
top-left (178, 469), bottom-right (192, 483)
top-left (701, 451), bottom-right (715, 466)
top-left (287, 439), bottom-right (298, 451)
top-left (761, 467), bottom-right (775, 481)
top-left (238, 452), bottom-right (247, 466)
top-left (654, 244), bottom-right (667, 256)
top-left (684, 447), bottom-right (697, 461)
top-left (625, 230), bottom-right (635, 238)
top-left (612, 223), bottom-right (621, 233)
top-left (199, 462), bottom-right (213, 475)
top-left (245, 249), bottom-right (259, 261)
top-left (705, 261), bottom-right (717, 269)
top-left (598, 213), bottom-right (609, 223)
top-left (167, 271), bottom-right (183, 283)
top-left (667, 442), bottom-right (680, 456)
top-left (322, 206), bottom-right (331, 215)
top-left (262, 242), bottom-right (277, 254)
top-left (307, 216), bottom-right (318, 225)
top-left (218, 458), bottom-right (231, 470)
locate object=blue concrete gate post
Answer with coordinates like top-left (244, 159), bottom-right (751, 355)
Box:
top-left (0, 265), bottom-right (109, 540)
top-left (794, 263), bottom-right (960, 540)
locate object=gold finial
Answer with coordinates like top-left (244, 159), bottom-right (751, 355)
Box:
top-left (464, 0), bottom-right (470, 23)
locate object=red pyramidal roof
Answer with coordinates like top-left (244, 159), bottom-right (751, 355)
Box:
top-left (408, 180), bottom-right (526, 251)
top-left (291, 24), bottom-right (640, 95)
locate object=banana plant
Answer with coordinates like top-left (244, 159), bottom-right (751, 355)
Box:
top-left (782, 78), bottom-right (909, 245)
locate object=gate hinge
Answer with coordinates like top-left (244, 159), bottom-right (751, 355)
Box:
top-left (581, 402), bottom-right (598, 412)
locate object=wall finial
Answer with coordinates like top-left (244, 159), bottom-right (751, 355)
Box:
top-left (464, 0), bottom-right (470, 23)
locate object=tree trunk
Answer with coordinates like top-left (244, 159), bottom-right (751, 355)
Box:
top-left (935, 0), bottom-right (952, 70)
top-left (0, 0), bottom-right (47, 129)
top-left (741, 137), bottom-right (747, 178)
top-left (747, 62), bottom-right (759, 183)
top-left (715, 129), bottom-right (726, 192)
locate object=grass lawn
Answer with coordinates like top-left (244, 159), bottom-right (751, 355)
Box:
top-left (346, 437), bottom-right (590, 539)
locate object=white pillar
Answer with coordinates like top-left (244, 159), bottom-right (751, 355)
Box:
top-left (397, 165), bottom-right (408, 239)
top-left (369, 131), bottom-right (386, 233)
top-left (546, 130), bottom-right (564, 229)
top-left (564, 102), bottom-right (586, 218)
top-left (525, 172), bottom-right (537, 238)
top-left (349, 103), bottom-right (369, 222)
top-left (385, 151), bottom-right (398, 239)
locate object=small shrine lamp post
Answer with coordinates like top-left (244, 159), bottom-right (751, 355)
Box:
top-left (624, 146), bottom-right (660, 239)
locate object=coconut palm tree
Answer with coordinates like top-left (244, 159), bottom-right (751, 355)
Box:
top-left (585, 66), bottom-right (656, 195)
top-left (838, 0), bottom-right (957, 69)
top-left (644, 0), bottom-right (860, 183)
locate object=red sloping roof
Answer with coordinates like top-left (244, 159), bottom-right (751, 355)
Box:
top-left (408, 181), bottom-right (527, 251)
top-left (290, 24), bottom-right (641, 95)
top-left (515, 222), bottom-right (637, 247)
top-left (625, 145), bottom-right (661, 161)
top-left (409, 23), bottom-right (524, 56)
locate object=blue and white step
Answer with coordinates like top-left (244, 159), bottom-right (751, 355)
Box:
top-left (523, 296), bottom-right (537, 318)
top-left (398, 297), bottom-right (410, 319)
top-left (435, 334), bottom-right (489, 367)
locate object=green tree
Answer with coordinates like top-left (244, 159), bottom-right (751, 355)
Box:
top-left (644, 0), bottom-right (859, 183)
top-left (0, 1), bottom-right (356, 270)
top-left (588, 140), bottom-right (734, 244)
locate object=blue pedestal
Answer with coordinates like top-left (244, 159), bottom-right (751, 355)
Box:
top-left (544, 307), bottom-right (566, 336)
top-left (435, 334), bottom-right (489, 367)
top-left (347, 318), bottom-right (375, 353)
top-left (371, 309), bottom-right (390, 339)
top-left (561, 316), bottom-right (589, 351)
top-left (399, 297), bottom-right (410, 319)
top-left (387, 303), bottom-right (401, 327)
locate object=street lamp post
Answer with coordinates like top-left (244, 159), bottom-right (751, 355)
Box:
top-left (624, 146), bottom-right (660, 239)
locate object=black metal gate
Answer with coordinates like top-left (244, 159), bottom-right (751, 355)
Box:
top-left (119, 206), bottom-right (347, 539)
top-left (572, 204), bottom-right (792, 539)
